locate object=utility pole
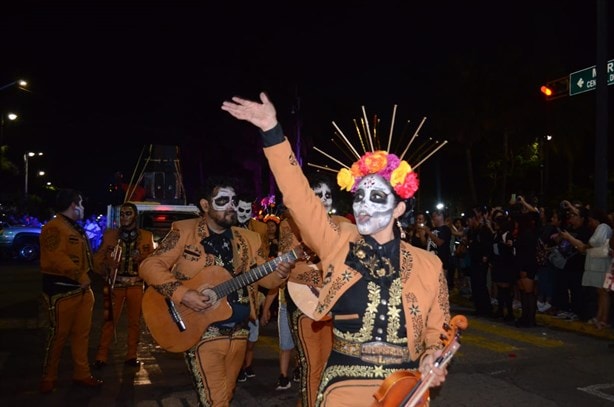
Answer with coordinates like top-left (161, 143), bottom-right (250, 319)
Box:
top-left (594, 0), bottom-right (608, 211)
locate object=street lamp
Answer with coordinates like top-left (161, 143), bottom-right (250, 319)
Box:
top-left (24, 151), bottom-right (43, 196)
top-left (0, 112), bottom-right (18, 146)
top-left (0, 79), bottom-right (28, 92)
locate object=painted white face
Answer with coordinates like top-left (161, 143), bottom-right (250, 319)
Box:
top-left (210, 187), bottom-right (238, 211)
top-left (313, 182), bottom-right (333, 212)
top-left (352, 175), bottom-right (395, 235)
top-left (236, 200), bottom-right (253, 225)
top-left (74, 198), bottom-right (85, 221)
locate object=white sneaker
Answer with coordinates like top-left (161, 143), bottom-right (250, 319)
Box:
top-left (537, 301), bottom-right (552, 313)
top-left (512, 300), bottom-right (522, 310)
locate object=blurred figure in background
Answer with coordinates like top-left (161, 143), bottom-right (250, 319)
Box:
top-left (39, 189), bottom-right (102, 394)
top-left (92, 202), bottom-right (154, 369)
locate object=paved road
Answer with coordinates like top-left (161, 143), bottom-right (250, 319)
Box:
top-left (1, 261), bottom-right (613, 406)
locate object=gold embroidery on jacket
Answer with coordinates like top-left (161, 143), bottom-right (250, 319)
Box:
top-left (232, 229), bottom-right (250, 273)
top-left (153, 229), bottom-right (180, 255)
top-left (386, 278), bottom-right (405, 344)
top-left (155, 281), bottom-right (182, 298)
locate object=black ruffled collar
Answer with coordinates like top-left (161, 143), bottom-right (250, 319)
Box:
top-left (345, 235), bottom-right (400, 281)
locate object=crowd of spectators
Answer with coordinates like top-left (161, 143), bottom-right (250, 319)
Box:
top-left (410, 196), bottom-right (614, 330)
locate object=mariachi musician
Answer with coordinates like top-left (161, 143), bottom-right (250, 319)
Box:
top-left (92, 202), bottom-right (154, 369)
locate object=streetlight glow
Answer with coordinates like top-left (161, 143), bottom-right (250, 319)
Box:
top-left (0, 79), bottom-right (29, 92)
top-left (0, 112), bottom-right (19, 146)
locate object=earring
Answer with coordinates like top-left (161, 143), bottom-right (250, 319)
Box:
top-left (396, 219), bottom-right (406, 240)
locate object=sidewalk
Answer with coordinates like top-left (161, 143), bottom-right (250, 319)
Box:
top-left (449, 291), bottom-right (614, 341)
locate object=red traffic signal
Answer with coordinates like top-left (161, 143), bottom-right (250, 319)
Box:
top-left (540, 77), bottom-right (569, 100)
top-left (540, 86), bottom-right (553, 96)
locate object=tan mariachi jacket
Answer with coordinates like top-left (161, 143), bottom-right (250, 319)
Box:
top-left (93, 228), bottom-right (155, 279)
top-left (40, 215), bottom-right (93, 286)
top-left (139, 216), bottom-right (286, 322)
top-left (264, 138), bottom-right (451, 361)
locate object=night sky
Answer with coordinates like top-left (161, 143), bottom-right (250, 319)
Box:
top-left (1, 1), bottom-right (612, 215)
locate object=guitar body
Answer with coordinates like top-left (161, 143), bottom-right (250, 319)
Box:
top-left (373, 370), bottom-right (428, 407)
top-left (142, 266), bottom-right (234, 353)
top-left (287, 281), bottom-right (333, 321)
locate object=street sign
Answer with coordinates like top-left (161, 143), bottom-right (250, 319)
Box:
top-left (569, 59), bottom-right (614, 96)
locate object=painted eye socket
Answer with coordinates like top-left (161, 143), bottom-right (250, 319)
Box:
top-left (353, 190), bottom-right (365, 203)
top-left (353, 188), bottom-right (390, 204)
top-left (369, 190), bottom-right (389, 204)
top-left (214, 197), bottom-right (239, 207)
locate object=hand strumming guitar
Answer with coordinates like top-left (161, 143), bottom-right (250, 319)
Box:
top-left (181, 290), bottom-right (212, 312)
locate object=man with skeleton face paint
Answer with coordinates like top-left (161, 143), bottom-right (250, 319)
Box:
top-left (139, 176), bottom-right (293, 407)
top-left (92, 202), bottom-right (155, 370)
top-left (277, 172), bottom-right (351, 406)
top-left (223, 93), bottom-right (450, 407)
top-left (235, 194), bottom-right (269, 383)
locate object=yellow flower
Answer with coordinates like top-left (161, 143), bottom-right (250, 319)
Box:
top-left (337, 168), bottom-right (355, 191)
top-left (390, 161), bottom-right (411, 187)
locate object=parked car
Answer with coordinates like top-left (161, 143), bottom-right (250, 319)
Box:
top-left (0, 222), bottom-right (42, 261)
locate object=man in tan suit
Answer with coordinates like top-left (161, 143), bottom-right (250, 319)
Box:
top-left (93, 202), bottom-right (155, 369)
top-left (139, 176), bottom-right (292, 407)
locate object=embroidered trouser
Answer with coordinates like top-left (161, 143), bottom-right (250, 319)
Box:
top-left (320, 379), bottom-right (389, 407)
top-left (185, 328), bottom-right (248, 407)
top-left (291, 307), bottom-right (333, 407)
top-left (96, 284), bottom-right (144, 362)
top-left (41, 288), bottom-right (95, 381)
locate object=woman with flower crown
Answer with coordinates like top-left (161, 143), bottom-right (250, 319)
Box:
top-left (222, 93), bottom-right (450, 407)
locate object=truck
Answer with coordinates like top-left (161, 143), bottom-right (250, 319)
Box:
top-left (106, 202), bottom-right (200, 246)
top-left (106, 144), bottom-right (200, 246)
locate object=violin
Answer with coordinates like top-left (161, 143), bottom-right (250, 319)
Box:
top-left (103, 240), bottom-right (122, 323)
top-left (373, 314), bottom-right (469, 407)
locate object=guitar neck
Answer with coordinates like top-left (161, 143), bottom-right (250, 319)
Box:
top-left (212, 249), bottom-right (297, 299)
top-left (403, 339), bottom-right (461, 407)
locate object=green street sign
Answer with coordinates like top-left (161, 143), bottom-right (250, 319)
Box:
top-left (569, 59), bottom-right (614, 96)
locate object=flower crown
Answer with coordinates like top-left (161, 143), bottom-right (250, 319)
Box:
top-left (337, 151), bottom-right (419, 199)
top-left (308, 105), bottom-right (446, 201)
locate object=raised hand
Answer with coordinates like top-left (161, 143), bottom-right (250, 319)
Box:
top-left (221, 92), bottom-right (278, 132)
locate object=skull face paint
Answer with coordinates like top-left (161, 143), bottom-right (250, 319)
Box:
top-left (211, 187), bottom-right (238, 211)
top-left (313, 182), bottom-right (333, 212)
top-left (237, 200), bottom-right (253, 225)
top-left (352, 174), bottom-right (396, 236)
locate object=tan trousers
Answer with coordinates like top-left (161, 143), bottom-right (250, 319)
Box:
top-left (185, 329), bottom-right (248, 407)
top-left (319, 379), bottom-right (383, 407)
top-left (95, 284), bottom-right (144, 362)
top-left (41, 288), bottom-right (95, 381)
top-left (292, 309), bottom-right (333, 407)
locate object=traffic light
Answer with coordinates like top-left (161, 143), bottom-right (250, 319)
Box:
top-left (540, 86), bottom-right (553, 97)
top-left (540, 77), bottom-right (569, 100)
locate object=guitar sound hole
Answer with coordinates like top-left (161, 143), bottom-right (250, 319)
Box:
top-left (200, 288), bottom-right (219, 308)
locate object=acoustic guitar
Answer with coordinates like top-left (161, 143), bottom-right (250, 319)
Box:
top-left (372, 314), bottom-right (469, 407)
top-left (142, 246), bottom-right (304, 352)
